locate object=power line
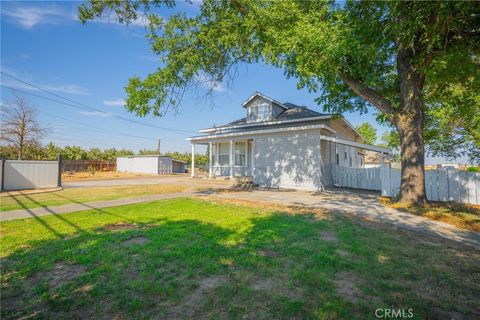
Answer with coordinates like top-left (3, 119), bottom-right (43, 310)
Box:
top-left (1, 71), bottom-right (198, 134)
top-left (34, 107), bottom-right (158, 142)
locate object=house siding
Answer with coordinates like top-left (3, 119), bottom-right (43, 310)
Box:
top-left (254, 129), bottom-right (324, 190)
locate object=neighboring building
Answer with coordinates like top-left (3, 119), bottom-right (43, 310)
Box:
top-left (364, 151), bottom-right (391, 168)
top-left (117, 155), bottom-right (186, 174)
top-left (188, 92), bottom-right (389, 190)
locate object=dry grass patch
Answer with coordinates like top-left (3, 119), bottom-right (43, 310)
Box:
top-left (62, 171), bottom-right (160, 181)
top-left (380, 197), bottom-right (480, 231)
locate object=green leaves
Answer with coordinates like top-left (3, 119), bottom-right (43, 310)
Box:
top-left (79, 0), bottom-right (480, 161)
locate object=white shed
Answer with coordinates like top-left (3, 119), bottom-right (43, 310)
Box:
top-left (116, 155), bottom-right (186, 175)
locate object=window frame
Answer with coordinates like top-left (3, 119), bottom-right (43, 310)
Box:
top-left (217, 142), bottom-right (230, 166)
top-left (234, 141), bottom-right (247, 167)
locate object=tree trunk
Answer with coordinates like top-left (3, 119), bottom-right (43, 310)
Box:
top-left (396, 46), bottom-right (427, 206)
top-left (396, 112), bottom-right (426, 205)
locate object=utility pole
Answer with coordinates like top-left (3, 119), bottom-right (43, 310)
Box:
top-left (157, 138), bottom-right (161, 155)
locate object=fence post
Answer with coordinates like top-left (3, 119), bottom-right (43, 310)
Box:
top-left (57, 154), bottom-right (63, 187)
top-left (1, 158), bottom-right (5, 191)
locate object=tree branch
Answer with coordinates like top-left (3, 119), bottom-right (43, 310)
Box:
top-left (339, 72), bottom-right (395, 116)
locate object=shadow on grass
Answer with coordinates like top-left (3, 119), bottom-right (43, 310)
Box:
top-left (1, 203), bottom-right (478, 320)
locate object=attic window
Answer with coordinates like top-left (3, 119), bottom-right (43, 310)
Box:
top-left (248, 106), bottom-right (258, 122)
top-left (257, 104), bottom-right (270, 121)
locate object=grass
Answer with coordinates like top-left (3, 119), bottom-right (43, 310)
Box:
top-left (1, 198), bottom-right (479, 319)
top-left (0, 185), bottom-right (189, 211)
top-left (380, 197), bottom-right (480, 231)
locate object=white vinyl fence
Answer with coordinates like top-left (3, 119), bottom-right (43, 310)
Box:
top-left (1, 159), bottom-right (61, 191)
top-left (381, 166), bottom-right (480, 205)
top-left (332, 165), bottom-right (381, 191)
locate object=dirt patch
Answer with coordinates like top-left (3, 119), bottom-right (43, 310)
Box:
top-left (258, 249), bottom-right (279, 258)
top-left (28, 263), bottom-right (86, 290)
top-left (334, 271), bottom-right (366, 304)
top-left (432, 307), bottom-right (468, 320)
top-left (102, 223), bottom-right (143, 231)
top-left (121, 236), bottom-right (151, 247)
top-left (172, 275), bottom-right (229, 317)
top-left (250, 278), bottom-right (276, 291)
top-left (337, 249), bottom-right (350, 258)
top-left (198, 275), bottom-right (229, 290)
top-left (320, 231), bottom-right (339, 244)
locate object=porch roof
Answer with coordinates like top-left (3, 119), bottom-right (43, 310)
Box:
top-left (187, 124), bottom-right (390, 154)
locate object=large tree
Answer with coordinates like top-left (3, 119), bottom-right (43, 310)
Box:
top-left (0, 93), bottom-right (46, 160)
top-left (79, 0), bottom-right (480, 205)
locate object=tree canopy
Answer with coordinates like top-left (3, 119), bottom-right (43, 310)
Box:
top-left (355, 123), bottom-right (377, 145)
top-left (79, 0), bottom-right (480, 204)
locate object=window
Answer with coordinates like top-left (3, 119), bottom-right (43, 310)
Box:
top-left (349, 157), bottom-right (353, 167)
top-left (344, 151), bottom-right (348, 160)
top-left (257, 104), bottom-right (270, 121)
top-left (248, 106), bottom-right (258, 122)
top-left (336, 153), bottom-right (339, 165)
top-left (235, 141), bottom-right (247, 166)
top-left (218, 143), bottom-right (230, 166)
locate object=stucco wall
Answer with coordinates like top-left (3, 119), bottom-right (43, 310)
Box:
top-left (253, 130), bottom-right (324, 190)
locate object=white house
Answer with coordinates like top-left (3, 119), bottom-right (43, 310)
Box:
top-left (188, 92), bottom-right (390, 190)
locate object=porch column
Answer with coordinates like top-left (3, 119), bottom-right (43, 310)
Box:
top-left (191, 143), bottom-right (195, 177)
top-left (251, 139), bottom-right (255, 177)
top-left (229, 140), bottom-right (234, 178)
top-left (208, 142), bottom-right (213, 178)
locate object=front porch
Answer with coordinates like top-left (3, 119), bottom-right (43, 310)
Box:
top-left (190, 139), bottom-right (254, 179)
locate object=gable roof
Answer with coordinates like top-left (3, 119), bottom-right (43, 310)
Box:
top-left (242, 92), bottom-right (289, 109)
top-left (217, 105), bottom-right (330, 128)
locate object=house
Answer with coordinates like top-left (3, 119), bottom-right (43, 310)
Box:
top-left (187, 92), bottom-right (390, 190)
top-left (364, 151), bottom-right (391, 168)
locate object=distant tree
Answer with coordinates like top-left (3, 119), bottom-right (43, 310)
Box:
top-left (355, 123), bottom-right (377, 145)
top-left (0, 145), bottom-right (17, 159)
top-left (138, 149), bottom-right (159, 155)
top-left (379, 131), bottom-right (400, 162)
top-left (87, 147), bottom-right (103, 160)
top-left (44, 142), bottom-right (62, 160)
top-left (0, 93), bottom-right (46, 159)
top-left (62, 145), bottom-right (88, 160)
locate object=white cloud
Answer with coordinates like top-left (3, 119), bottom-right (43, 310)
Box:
top-left (2, 4), bottom-right (149, 30)
top-left (79, 111), bottom-right (114, 118)
top-left (103, 99), bottom-right (125, 107)
top-left (91, 13), bottom-right (150, 27)
top-left (42, 84), bottom-right (89, 96)
top-left (195, 74), bottom-right (226, 93)
top-left (2, 5), bottom-right (69, 29)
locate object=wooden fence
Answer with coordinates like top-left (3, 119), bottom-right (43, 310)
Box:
top-left (62, 160), bottom-right (116, 172)
top-left (332, 165), bottom-right (381, 191)
top-left (381, 166), bottom-right (480, 205)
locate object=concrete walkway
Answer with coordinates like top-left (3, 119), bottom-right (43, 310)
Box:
top-left (0, 191), bottom-right (195, 222)
top-left (214, 188), bottom-right (480, 250)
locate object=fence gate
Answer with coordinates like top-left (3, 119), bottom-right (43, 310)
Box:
top-left (332, 165), bottom-right (382, 191)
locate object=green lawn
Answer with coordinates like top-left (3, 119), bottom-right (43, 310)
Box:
top-left (0, 184), bottom-right (189, 211)
top-left (1, 198), bottom-right (479, 319)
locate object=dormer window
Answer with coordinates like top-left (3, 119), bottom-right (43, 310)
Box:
top-left (257, 103), bottom-right (270, 122)
top-left (247, 102), bottom-right (271, 123)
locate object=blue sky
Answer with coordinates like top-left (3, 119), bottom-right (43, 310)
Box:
top-left (1, 1), bottom-right (460, 164)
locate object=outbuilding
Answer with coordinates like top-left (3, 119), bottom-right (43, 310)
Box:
top-left (116, 155), bottom-right (186, 175)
